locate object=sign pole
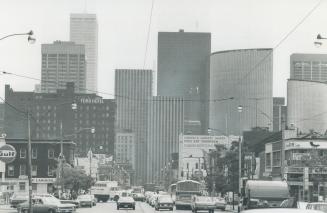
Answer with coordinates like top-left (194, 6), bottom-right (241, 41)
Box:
top-left (27, 112), bottom-right (33, 213)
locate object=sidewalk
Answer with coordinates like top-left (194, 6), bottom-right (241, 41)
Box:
top-left (225, 204), bottom-right (239, 212)
top-left (0, 205), bottom-right (12, 210)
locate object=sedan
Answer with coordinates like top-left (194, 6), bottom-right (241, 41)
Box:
top-left (117, 197), bottom-right (135, 210)
top-left (191, 196), bottom-right (216, 213)
top-left (155, 196), bottom-right (174, 211)
top-left (17, 196), bottom-right (76, 213)
top-left (76, 195), bottom-right (93, 208)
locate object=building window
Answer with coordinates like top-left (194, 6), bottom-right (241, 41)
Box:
top-left (8, 165), bottom-right (14, 176)
top-left (32, 183), bottom-right (37, 191)
top-left (19, 182), bottom-right (26, 191)
top-left (20, 149), bottom-right (26, 159)
top-left (272, 151), bottom-right (281, 167)
top-left (32, 148), bottom-right (37, 159)
top-left (20, 165), bottom-right (26, 176)
top-left (266, 153), bottom-right (271, 169)
top-left (48, 149), bottom-right (55, 159)
top-left (48, 166), bottom-right (54, 177)
top-left (32, 165), bottom-right (37, 176)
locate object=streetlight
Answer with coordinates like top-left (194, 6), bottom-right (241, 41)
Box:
top-left (1, 30), bottom-right (37, 213)
top-left (0, 30), bottom-right (36, 43)
top-left (314, 34), bottom-right (327, 47)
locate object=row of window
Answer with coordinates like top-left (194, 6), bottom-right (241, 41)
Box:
top-left (7, 165), bottom-right (55, 177)
top-left (19, 149), bottom-right (55, 159)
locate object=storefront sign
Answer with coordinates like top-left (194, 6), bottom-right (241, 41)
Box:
top-left (32, 178), bottom-right (56, 183)
top-left (0, 144), bottom-right (16, 163)
top-left (80, 98), bottom-right (104, 104)
top-left (285, 140), bottom-right (327, 150)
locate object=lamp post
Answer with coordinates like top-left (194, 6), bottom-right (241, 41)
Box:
top-left (1, 30), bottom-right (37, 213)
top-left (0, 31), bottom-right (36, 43)
top-left (314, 34), bottom-right (327, 47)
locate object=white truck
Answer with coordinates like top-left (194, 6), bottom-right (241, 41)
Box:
top-left (91, 181), bottom-right (119, 202)
top-left (242, 180), bottom-right (290, 209)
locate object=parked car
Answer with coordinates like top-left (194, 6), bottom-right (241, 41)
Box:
top-left (155, 196), bottom-right (174, 211)
top-left (17, 196), bottom-right (76, 213)
top-left (117, 196), bottom-right (135, 210)
top-left (306, 203), bottom-right (327, 212)
top-left (150, 194), bottom-right (159, 207)
top-left (60, 199), bottom-right (80, 208)
top-left (76, 195), bottom-right (93, 208)
top-left (9, 193), bottom-right (28, 208)
top-left (214, 197), bottom-right (226, 211)
top-left (191, 196), bottom-right (216, 213)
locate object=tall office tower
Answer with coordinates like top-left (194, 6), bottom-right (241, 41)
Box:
top-left (5, 83), bottom-right (116, 155)
top-left (287, 80), bottom-right (327, 134)
top-left (115, 69), bottom-right (153, 184)
top-left (41, 41), bottom-right (86, 93)
top-left (157, 30), bottom-right (211, 135)
top-left (210, 49), bottom-right (273, 135)
top-left (70, 13), bottom-right (98, 92)
top-left (273, 97), bottom-right (287, 132)
top-left (147, 97), bottom-right (184, 183)
top-left (290, 53), bottom-right (327, 82)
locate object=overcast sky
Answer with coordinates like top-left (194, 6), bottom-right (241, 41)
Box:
top-left (1, 0), bottom-right (327, 99)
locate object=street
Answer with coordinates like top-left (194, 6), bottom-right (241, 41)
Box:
top-left (0, 201), bottom-right (230, 213)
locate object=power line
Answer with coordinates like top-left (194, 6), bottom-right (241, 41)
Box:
top-left (234, 0), bottom-right (323, 87)
top-left (2, 71), bottom-right (234, 103)
top-left (143, 0), bottom-right (155, 69)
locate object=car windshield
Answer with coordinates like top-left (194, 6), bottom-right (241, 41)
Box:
top-left (119, 197), bottom-right (134, 202)
top-left (196, 197), bottom-right (213, 202)
top-left (42, 197), bottom-right (61, 205)
top-left (78, 195), bottom-right (91, 199)
top-left (159, 196), bottom-right (172, 202)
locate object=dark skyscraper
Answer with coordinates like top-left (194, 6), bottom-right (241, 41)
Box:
top-left (157, 30), bottom-right (211, 135)
top-left (115, 69), bottom-right (153, 184)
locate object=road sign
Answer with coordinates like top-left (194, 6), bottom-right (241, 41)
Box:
top-left (0, 144), bottom-right (16, 163)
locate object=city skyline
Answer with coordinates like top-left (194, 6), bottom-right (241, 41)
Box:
top-left (1, 0), bottom-right (327, 100)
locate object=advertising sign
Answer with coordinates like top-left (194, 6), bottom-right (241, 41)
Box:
top-left (285, 140), bottom-right (327, 150)
top-left (0, 144), bottom-right (16, 163)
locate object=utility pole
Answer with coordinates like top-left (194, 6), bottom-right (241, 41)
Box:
top-left (60, 121), bottom-right (64, 199)
top-left (27, 113), bottom-right (33, 213)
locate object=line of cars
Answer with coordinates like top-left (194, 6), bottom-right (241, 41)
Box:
top-left (10, 193), bottom-right (97, 212)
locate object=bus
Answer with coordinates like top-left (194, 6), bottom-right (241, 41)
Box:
top-left (90, 181), bottom-right (119, 202)
top-left (168, 183), bottom-right (177, 203)
top-left (175, 180), bottom-right (202, 210)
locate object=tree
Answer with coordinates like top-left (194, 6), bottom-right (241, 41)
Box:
top-left (56, 166), bottom-right (95, 197)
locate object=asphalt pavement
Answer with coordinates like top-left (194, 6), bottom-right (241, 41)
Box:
top-left (0, 201), bottom-right (230, 213)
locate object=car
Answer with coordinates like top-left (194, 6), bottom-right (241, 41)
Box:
top-left (132, 193), bottom-right (146, 202)
top-left (76, 194), bottom-right (93, 208)
top-left (306, 203), bottom-right (327, 212)
top-left (155, 196), bottom-right (174, 211)
top-left (9, 193), bottom-right (28, 208)
top-left (117, 196), bottom-right (135, 210)
top-left (150, 194), bottom-right (159, 207)
top-left (60, 199), bottom-right (80, 208)
top-left (90, 194), bottom-right (97, 206)
top-left (191, 196), bottom-right (216, 213)
top-left (240, 208), bottom-right (323, 213)
top-left (17, 196), bottom-right (76, 213)
top-left (214, 197), bottom-right (226, 211)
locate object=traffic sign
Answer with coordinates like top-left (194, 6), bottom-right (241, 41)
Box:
top-left (0, 144), bottom-right (16, 163)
